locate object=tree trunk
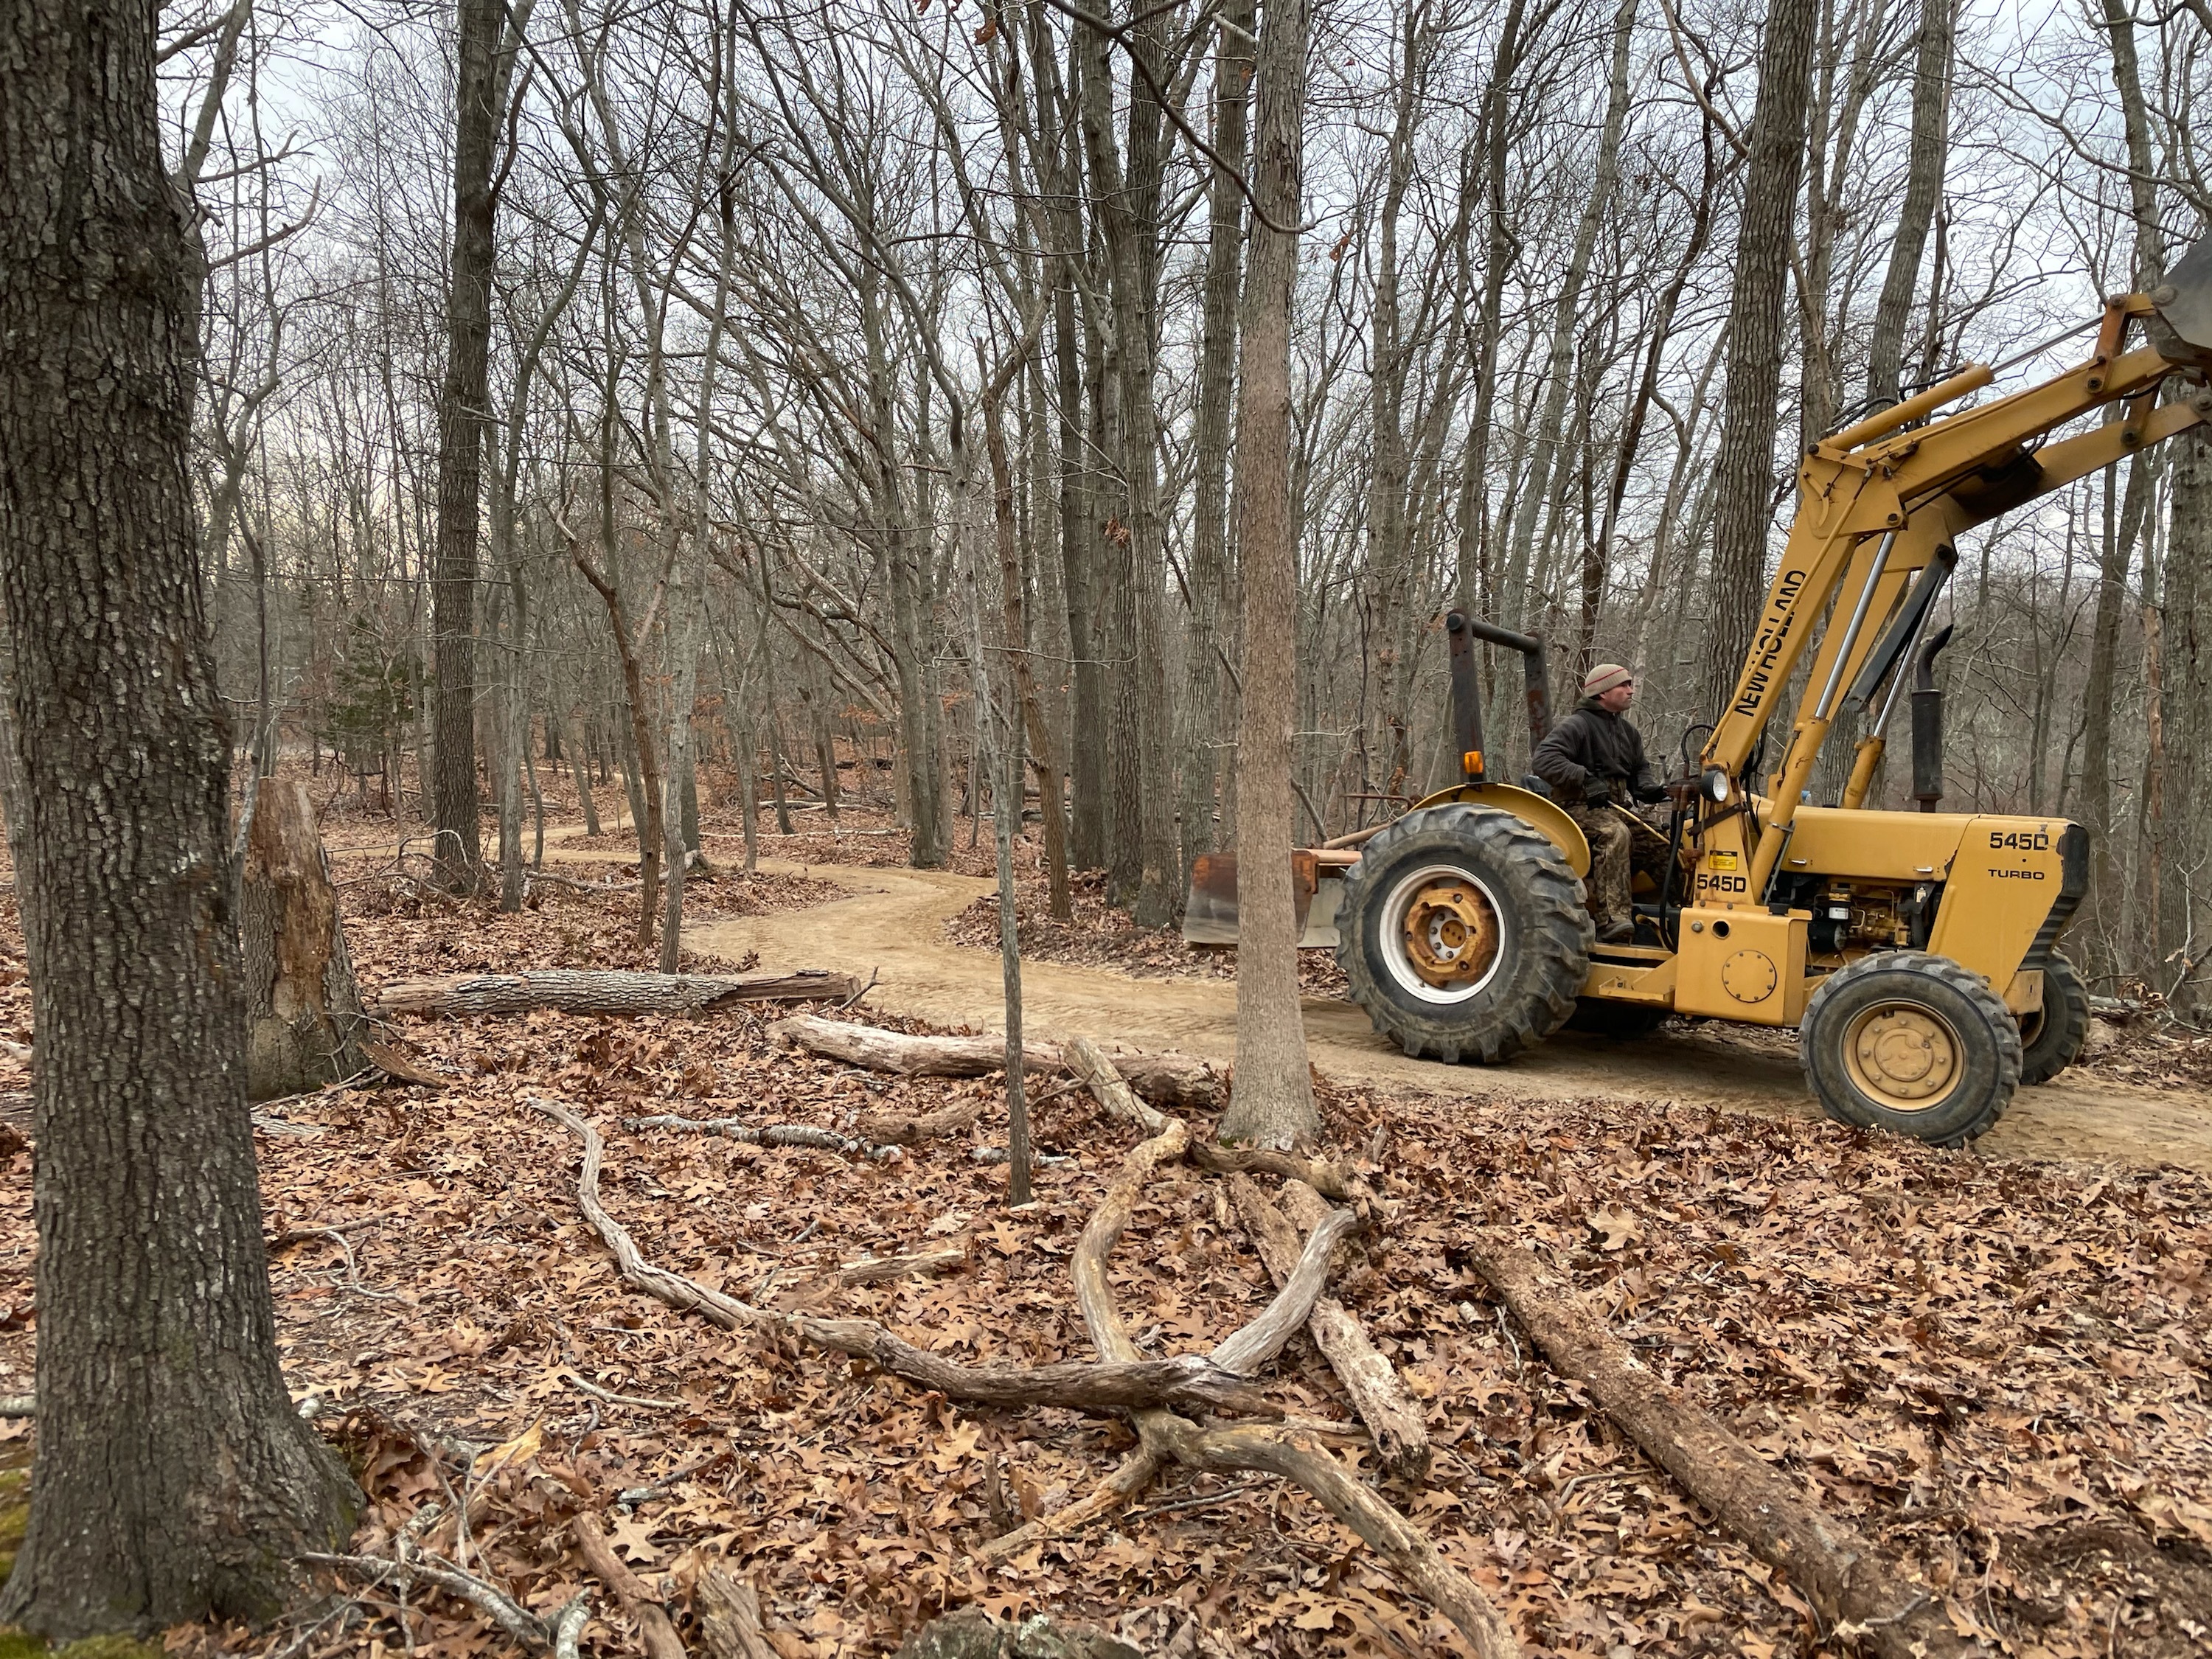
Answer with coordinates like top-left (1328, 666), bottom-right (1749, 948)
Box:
top-left (242, 779), bottom-right (371, 1102)
top-left (1178, 0), bottom-right (1255, 883)
top-left (1220, 0), bottom-right (1318, 1150)
top-left (1698, 0), bottom-right (1821, 718)
top-left (1863, 0), bottom-right (1952, 410)
top-left (430, 0), bottom-right (505, 888)
top-left (1499, 0), bottom-right (1638, 641)
top-left (0, 0), bottom-right (358, 1624)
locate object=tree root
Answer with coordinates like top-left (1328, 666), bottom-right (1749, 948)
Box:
top-left (572, 1512), bottom-right (687, 1659)
top-left (1228, 1175), bottom-right (1430, 1483)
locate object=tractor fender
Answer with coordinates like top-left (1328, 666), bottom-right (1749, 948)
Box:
top-left (1402, 782), bottom-right (1591, 879)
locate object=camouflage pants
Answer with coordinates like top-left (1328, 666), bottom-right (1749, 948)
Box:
top-left (1567, 804), bottom-right (1672, 930)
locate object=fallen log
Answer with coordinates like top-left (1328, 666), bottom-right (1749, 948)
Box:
top-left (853, 1095), bottom-right (981, 1146)
top-left (1465, 1230), bottom-right (1968, 1659)
top-left (373, 968), bottom-right (858, 1018)
top-left (573, 1513), bottom-right (687, 1659)
top-left (1230, 1175), bottom-right (1430, 1484)
top-left (771, 1015), bottom-right (1218, 1110)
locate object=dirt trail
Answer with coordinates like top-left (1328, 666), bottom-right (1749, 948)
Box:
top-left (691, 859), bottom-right (2212, 1173)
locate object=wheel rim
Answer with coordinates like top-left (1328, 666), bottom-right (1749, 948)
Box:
top-left (1380, 863), bottom-right (1504, 1005)
top-left (1842, 999), bottom-right (1964, 1111)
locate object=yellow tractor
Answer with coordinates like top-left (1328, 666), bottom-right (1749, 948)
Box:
top-left (1186, 241), bottom-right (2212, 1145)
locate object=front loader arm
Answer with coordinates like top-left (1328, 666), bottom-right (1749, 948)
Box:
top-left (1694, 240), bottom-right (2212, 908)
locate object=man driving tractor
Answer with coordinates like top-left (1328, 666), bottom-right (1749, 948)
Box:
top-left (1532, 663), bottom-right (1672, 942)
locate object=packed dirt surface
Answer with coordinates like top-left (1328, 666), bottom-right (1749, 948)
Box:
top-left (693, 860), bottom-right (2212, 1174)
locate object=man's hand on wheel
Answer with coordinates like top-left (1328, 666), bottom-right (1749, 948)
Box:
top-left (1583, 784), bottom-right (1614, 811)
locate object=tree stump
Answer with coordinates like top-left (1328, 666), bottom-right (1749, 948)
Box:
top-left (242, 777), bottom-right (369, 1100)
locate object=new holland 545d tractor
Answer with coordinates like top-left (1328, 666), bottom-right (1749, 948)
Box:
top-left (1186, 240), bottom-right (2212, 1146)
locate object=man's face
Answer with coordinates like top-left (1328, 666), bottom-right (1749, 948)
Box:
top-left (1599, 680), bottom-right (1635, 714)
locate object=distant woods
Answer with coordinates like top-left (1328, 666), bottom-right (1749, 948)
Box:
top-left (161, 0), bottom-right (2211, 1001)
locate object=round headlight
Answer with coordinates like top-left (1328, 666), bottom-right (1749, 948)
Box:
top-left (1703, 768), bottom-right (1731, 803)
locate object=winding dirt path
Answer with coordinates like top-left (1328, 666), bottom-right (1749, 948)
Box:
top-left (689, 860), bottom-right (2212, 1173)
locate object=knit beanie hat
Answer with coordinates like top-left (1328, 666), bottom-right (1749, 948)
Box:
top-left (1582, 663), bottom-right (1632, 698)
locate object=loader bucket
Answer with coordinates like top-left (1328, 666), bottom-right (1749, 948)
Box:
top-left (2155, 232), bottom-right (2212, 357)
top-left (1181, 849), bottom-right (1332, 947)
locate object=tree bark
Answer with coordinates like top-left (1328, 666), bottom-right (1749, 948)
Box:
top-left (1220, 0), bottom-right (1318, 1150)
top-left (430, 0), bottom-right (506, 888)
top-left (0, 0), bottom-right (358, 1624)
top-left (1178, 0), bottom-right (1255, 882)
top-left (1862, 0), bottom-right (1952, 411)
top-left (1698, 0), bottom-right (1821, 717)
top-left (242, 779), bottom-right (371, 1102)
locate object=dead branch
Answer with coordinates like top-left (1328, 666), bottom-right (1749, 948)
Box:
top-left (787, 1316), bottom-right (1283, 1418)
top-left (529, 1099), bottom-right (769, 1332)
top-left (695, 1568), bottom-right (777, 1659)
top-left (1206, 1206), bottom-right (1362, 1377)
top-left (621, 1114), bottom-right (902, 1161)
top-left (305, 1551), bottom-right (549, 1652)
top-left (361, 1038), bottom-right (444, 1088)
top-left (1044, 1048), bottom-right (1519, 1655)
top-left (1228, 1175), bottom-right (1430, 1484)
top-left (1150, 1419), bottom-right (1519, 1659)
top-left (572, 1513), bottom-right (687, 1659)
top-left (532, 1098), bottom-right (1277, 1419)
top-left (1463, 1229), bottom-right (1969, 1659)
top-left (771, 1015), bottom-right (1219, 1110)
top-left (852, 1094), bottom-right (981, 1146)
top-left (551, 1596), bottom-right (591, 1659)
top-left (970, 1445), bottom-right (1165, 1564)
top-left (1062, 1033), bottom-right (1170, 1134)
top-left (374, 969), bottom-right (858, 1018)
top-left (827, 1245), bottom-right (970, 1286)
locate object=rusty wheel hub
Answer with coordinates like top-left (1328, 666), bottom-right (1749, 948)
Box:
top-left (1399, 877), bottom-right (1500, 990)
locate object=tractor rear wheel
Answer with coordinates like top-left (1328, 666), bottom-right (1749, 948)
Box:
top-left (1800, 951), bottom-right (2022, 1147)
top-left (2018, 950), bottom-right (2089, 1085)
top-left (1335, 804), bottom-right (1591, 1065)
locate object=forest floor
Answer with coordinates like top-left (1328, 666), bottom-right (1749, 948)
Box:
top-left (0, 787), bottom-right (2208, 1658)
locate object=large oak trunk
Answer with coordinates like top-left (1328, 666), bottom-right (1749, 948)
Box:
top-left (0, 0), bottom-right (358, 1630)
top-left (242, 777), bottom-right (371, 1101)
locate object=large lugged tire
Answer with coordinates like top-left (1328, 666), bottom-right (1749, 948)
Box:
top-left (1800, 951), bottom-right (2023, 1147)
top-left (2018, 950), bottom-right (2090, 1085)
top-left (1335, 804), bottom-right (1592, 1065)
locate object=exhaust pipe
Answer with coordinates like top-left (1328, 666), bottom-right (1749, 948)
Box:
top-left (1911, 623), bottom-right (1954, 812)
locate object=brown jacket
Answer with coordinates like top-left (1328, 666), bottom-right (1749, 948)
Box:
top-left (1531, 697), bottom-right (1655, 804)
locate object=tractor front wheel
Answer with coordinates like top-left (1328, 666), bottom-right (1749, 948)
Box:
top-left (2018, 950), bottom-right (2090, 1085)
top-left (1335, 804), bottom-right (1592, 1065)
top-left (1800, 951), bottom-right (2022, 1147)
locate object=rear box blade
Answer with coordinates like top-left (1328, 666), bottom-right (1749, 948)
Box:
top-left (1182, 850), bottom-right (1331, 947)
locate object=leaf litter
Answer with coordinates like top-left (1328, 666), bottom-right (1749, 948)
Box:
top-left (0, 821), bottom-right (2203, 1656)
